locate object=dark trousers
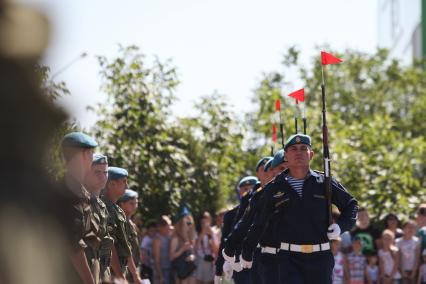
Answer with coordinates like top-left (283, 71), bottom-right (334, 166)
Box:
top-left (233, 269), bottom-right (251, 284)
top-left (276, 251), bottom-right (334, 284)
top-left (250, 250), bottom-right (262, 284)
top-left (257, 252), bottom-right (279, 284)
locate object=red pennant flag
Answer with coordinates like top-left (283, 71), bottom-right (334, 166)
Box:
top-left (275, 99), bottom-right (281, 111)
top-left (321, 51), bottom-right (342, 65)
top-left (272, 124), bottom-right (277, 142)
top-left (288, 88), bottom-right (305, 102)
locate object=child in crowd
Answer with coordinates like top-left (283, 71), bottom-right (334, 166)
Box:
top-left (366, 252), bottom-right (380, 284)
top-left (332, 238), bottom-right (349, 284)
top-left (396, 220), bottom-right (420, 284)
top-left (418, 249), bottom-right (426, 284)
top-left (347, 236), bottom-right (367, 284)
top-left (379, 229), bottom-right (402, 284)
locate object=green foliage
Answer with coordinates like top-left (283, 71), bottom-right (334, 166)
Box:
top-left (179, 92), bottom-right (247, 213)
top-left (249, 47), bottom-right (426, 219)
top-left (93, 47), bottom-right (247, 220)
top-left (35, 64), bottom-right (77, 180)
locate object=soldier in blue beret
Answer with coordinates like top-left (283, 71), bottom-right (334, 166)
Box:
top-left (222, 153), bottom-right (288, 284)
top-left (264, 158), bottom-right (273, 173)
top-left (270, 149), bottom-right (287, 176)
top-left (61, 132), bottom-right (98, 284)
top-left (117, 189), bottom-right (143, 283)
top-left (215, 176), bottom-right (258, 284)
top-left (101, 167), bottom-right (135, 282)
top-left (83, 154), bottom-right (114, 284)
top-left (241, 134), bottom-right (358, 283)
top-left (254, 157), bottom-right (274, 187)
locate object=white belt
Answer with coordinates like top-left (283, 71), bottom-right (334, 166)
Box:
top-left (280, 242), bottom-right (330, 253)
top-left (260, 246), bottom-right (278, 254)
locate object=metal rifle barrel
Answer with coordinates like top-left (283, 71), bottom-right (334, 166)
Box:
top-left (321, 83), bottom-right (333, 226)
top-left (303, 118), bottom-right (307, 135)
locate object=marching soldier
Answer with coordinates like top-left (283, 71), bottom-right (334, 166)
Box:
top-left (241, 134), bottom-right (358, 284)
top-left (222, 152), bottom-right (286, 284)
top-left (61, 132), bottom-right (98, 284)
top-left (83, 154), bottom-right (114, 283)
top-left (102, 167), bottom-right (133, 282)
top-left (117, 189), bottom-right (144, 283)
top-left (215, 176), bottom-right (258, 284)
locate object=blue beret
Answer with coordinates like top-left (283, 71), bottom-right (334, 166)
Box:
top-left (255, 157), bottom-right (272, 172)
top-left (238, 176), bottom-right (259, 188)
top-left (92, 153), bottom-right (108, 165)
top-left (62, 132), bottom-right (98, 149)
top-left (117, 189), bottom-right (138, 203)
top-left (271, 149), bottom-right (286, 169)
top-left (264, 159), bottom-right (273, 172)
top-left (284, 134), bottom-right (312, 151)
top-left (108, 167), bottom-right (128, 180)
top-left (173, 204), bottom-right (191, 223)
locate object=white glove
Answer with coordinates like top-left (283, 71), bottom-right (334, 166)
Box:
top-left (327, 223), bottom-right (341, 240)
top-left (223, 261), bottom-right (233, 281)
top-left (214, 275), bottom-right (222, 284)
top-left (231, 261), bottom-right (243, 272)
top-left (222, 249), bottom-right (235, 263)
top-left (241, 257), bottom-right (253, 269)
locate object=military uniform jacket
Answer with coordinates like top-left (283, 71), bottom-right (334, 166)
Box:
top-left (224, 183), bottom-right (266, 256)
top-left (242, 169), bottom-right (358, 260)
top-left (215, 192), bottom-right (251, 275)
top-left (85, 196), bottom-right (112, 260)
top-left (102, 197), bottom-right (132, 259)
top-left (63, 174), bottom-right (93, 252)
top-left (215, 206), bottom-right (237, 276)
top-left (127, 219), bottom-right (140, 266)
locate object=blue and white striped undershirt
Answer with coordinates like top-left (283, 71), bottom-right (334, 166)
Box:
top-left (287, 176), bottom-right (304, 197)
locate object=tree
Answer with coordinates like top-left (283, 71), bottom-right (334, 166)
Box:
top-left (179, 92), bottom-right (248, 215)
top-left (35, 64), bottom-right (78, 179)
top-left (93, 46), bottom-right (250, 220)
top-left (248, 47), bottom-right (426, 219)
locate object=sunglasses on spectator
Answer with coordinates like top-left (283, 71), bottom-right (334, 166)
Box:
top-left (186, 222), bottom-right (193, 226)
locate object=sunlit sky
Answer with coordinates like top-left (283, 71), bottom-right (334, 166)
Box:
top-left (26, 0), bottom-right (377, 128)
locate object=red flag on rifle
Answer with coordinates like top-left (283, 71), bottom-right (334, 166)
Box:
top-left (321, 51), bottom-right (342, 65)
top-left (288, 88), bottom-right (305, 102)
top-left (275, 99), bottom-right (281, 111)
top-left (272, 124), bottom-right (277, 142)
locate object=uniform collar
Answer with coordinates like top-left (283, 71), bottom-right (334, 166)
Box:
top-left (285, 168), bottom-right (316, 180)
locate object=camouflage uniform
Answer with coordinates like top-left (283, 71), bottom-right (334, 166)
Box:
top-left (84, 196), bottom-right (113, 284)
top-left (126, 218), bottom-right (141, 283)
top-left (103, 197), bottom-right (132, 277)
top-left (64, 174), bottom-right (93, 253)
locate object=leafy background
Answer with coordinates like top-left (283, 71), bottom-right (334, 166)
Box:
top-left (42, 46), bottom-right (426, 222)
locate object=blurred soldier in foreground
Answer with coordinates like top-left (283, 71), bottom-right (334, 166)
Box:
top-left (0, 2), bottom-right (87, 283)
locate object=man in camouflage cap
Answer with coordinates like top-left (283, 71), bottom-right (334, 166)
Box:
top-left (83, 154), bottom-right (114, 283)
top-left (117, 189), bottom-right (143, 283)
